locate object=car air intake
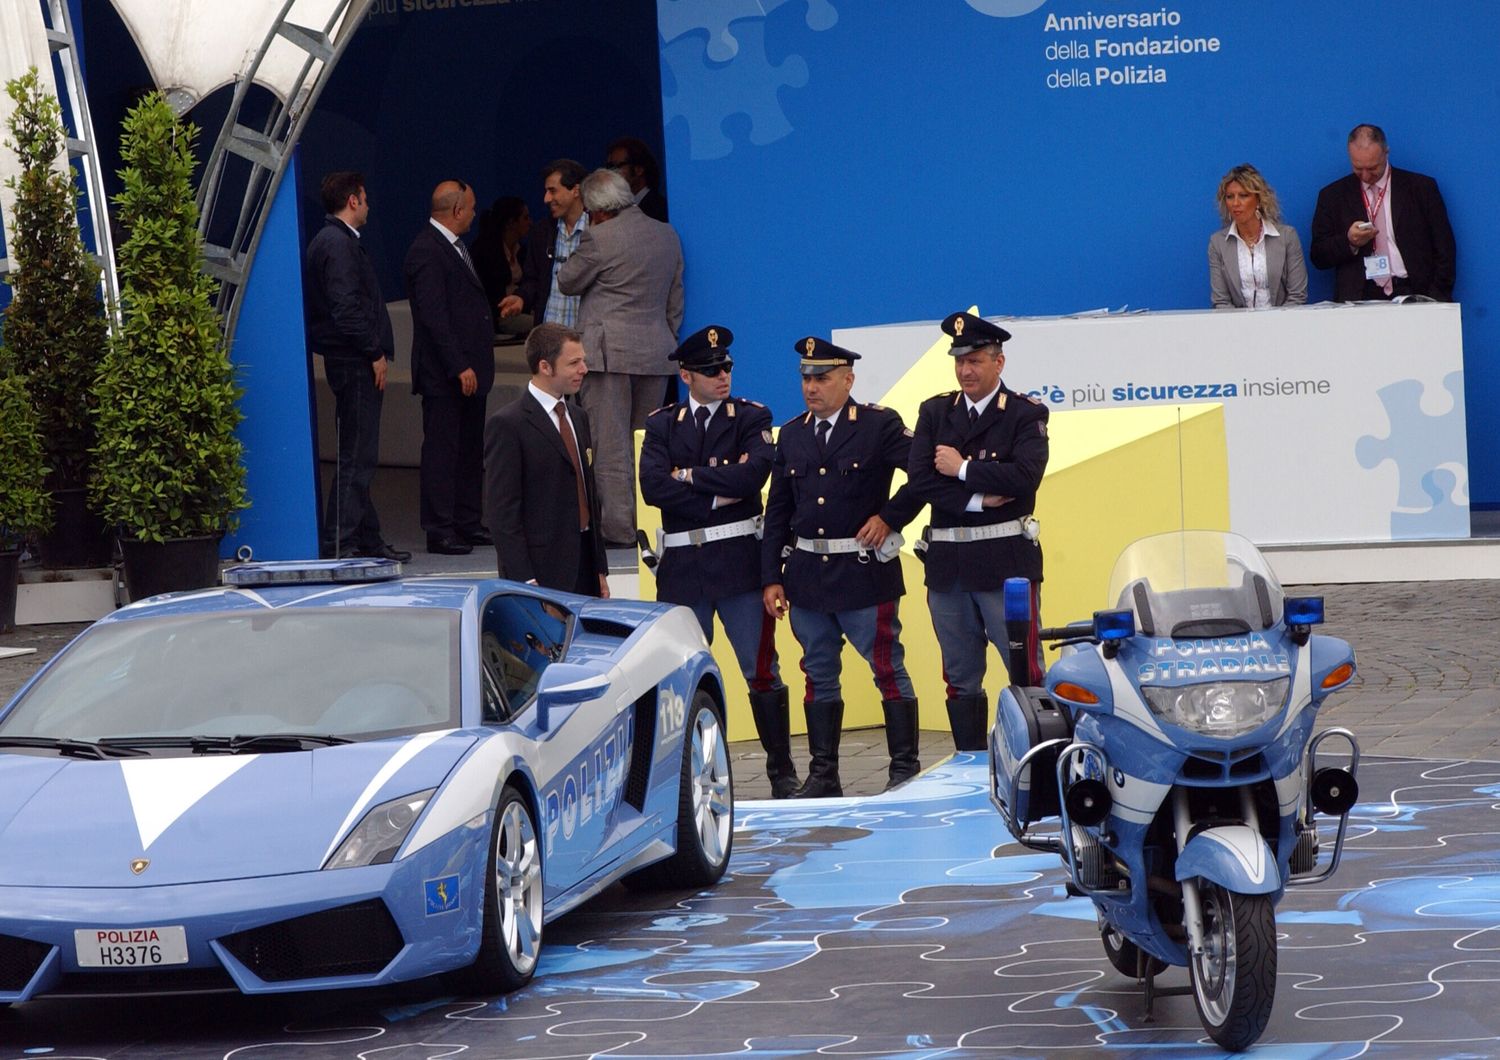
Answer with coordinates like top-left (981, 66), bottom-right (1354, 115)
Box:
top-left (0, 932), bottom-right (49, 991)
top-left (219, 899), bottom-right (403, 982)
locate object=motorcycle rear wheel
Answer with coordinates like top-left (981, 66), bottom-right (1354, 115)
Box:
top-left (1188, 880), bottom-right (1277, 1051)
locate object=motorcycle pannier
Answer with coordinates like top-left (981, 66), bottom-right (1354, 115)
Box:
top-left (994, 685), bottom-right (1072, 828)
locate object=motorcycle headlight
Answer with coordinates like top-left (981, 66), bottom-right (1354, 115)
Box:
top-left (1140, 679), bottom-right (1289, 738)
top-left (324, 789), bottom-right (435, 869)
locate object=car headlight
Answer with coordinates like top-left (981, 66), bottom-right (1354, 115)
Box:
top-left (324, 789), bottom-right (435, 869)
top-left (1141, 679), bottom-right (1288, 738)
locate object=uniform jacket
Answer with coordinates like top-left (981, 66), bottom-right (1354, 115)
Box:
top-left (304, 215), bottom-right (394, 362)
top-left (639, 396), bottom-right (774, 605)
top-left (402, 223), bottom-right (496, 397)
top-left (761, 398), bottom-right (923, 612)
top-left (908, 384), bottom-right (1048, 591)
top-left (483, 392), bottom-right (607, 591)
top-left (1309, 166), bottom-right (1456, 302)
top-left (556, 205), bottom-right (685, 375)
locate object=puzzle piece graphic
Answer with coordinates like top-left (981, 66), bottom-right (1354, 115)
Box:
top-left (963, 0), bottom-right (1048, 16)
top-left (660, 2), bottom-right (837, 160)
top-left (658, 0), bottom-right (839, 60)
top-left (1355, 370), bottom-right (1467, 536)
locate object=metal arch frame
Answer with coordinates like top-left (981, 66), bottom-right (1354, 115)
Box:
top-left (193, 0), bottom-right (374, 347)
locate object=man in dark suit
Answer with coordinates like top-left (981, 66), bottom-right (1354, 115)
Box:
top-left (303, 170), bottom-right (408, 562)
top-left (483, 323), bottom-right (609, 597)
top-left (605, 136), bottom-right (668, 222)
top-left (640, 324), bottom-right (795, 796)
top-left (558, 168), bottom-right (684, 548)
top-left (908, 312), bottom-right (1049, 751)
top-left (498, 159), bottom-right (588, 328)
top-left (761, 338), bottom-right (925, 797)
top-left (1310, 123), bottom-right (1457, 302)
top-left (403, 179), bottom-right (495, 555)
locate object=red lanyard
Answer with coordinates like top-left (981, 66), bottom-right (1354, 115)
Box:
top-left (1361, 179), bottom-right (1388, 227)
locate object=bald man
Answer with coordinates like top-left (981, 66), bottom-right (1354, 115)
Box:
top-left (403, 179), bottom-right (496, 555)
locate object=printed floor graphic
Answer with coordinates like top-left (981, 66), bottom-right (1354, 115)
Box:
top-left (7, 754), bottom-right (1500, 1058)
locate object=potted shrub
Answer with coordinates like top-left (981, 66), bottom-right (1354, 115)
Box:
top-left (1, 68), bottom-right (110, 568)
top-left (0, 355), bottom-right (52, 632)
top-left (90, 91), bottom-right (246, 599)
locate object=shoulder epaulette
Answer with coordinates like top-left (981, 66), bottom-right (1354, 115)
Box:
top-left (1025, 393), bottom-right (1045, 405)
top-left (647, 402), bottom-right (680, 418)
top-left (735, 397), bottom-right (767, 409)
top-left (864, 402), bottom-right (886, 411)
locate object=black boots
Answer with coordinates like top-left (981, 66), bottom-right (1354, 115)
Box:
top-left (793, 698), bottom-right (845, 798)
top-left (882, 697), bottom-right (921, 790)
top-left (946, 692), bottom-right (989, 751)
top-left (748, 686), bottom-right (800, 799)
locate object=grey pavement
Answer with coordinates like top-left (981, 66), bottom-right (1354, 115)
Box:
top-left (4, 579), bottom-right (1497, 800)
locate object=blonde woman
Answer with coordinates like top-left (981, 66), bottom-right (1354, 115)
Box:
top-left (1208, 164), bottom-right (1308, 308)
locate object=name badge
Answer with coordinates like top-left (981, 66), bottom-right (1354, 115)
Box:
top-left (1364, 254), bottom-right (1391, 282)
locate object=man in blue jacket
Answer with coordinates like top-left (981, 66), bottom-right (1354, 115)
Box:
top-left (304, 171), bottom-right (408, 561)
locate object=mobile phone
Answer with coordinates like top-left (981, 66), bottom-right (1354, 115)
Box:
top-left (1355, 221), bottom-right (1374, 230)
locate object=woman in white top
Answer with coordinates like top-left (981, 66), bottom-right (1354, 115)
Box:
top-left (1207, 164), bottom-right (1308, 309)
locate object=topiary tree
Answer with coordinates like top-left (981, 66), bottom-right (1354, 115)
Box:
top-left (90, 91), bottom-right (247, 543)
top-left (0, 351), bottom-right (52, 551)
top-left (1, 67), bottom-right (108, 493)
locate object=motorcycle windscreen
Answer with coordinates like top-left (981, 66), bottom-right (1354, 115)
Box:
top-left (1105, 530), bottom-right (1283, 639)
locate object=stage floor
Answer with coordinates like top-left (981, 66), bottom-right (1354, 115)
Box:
top-left (8, 753), bottom-right (1500, 1058)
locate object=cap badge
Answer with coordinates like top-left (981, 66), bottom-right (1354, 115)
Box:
top-left (954, 316), bottom-right (965, 336)
top-left (805, 337), bottom-right (816, 355)
top-left (131, 857), bottom-right (149, 875)
top-left (708, 328), bottom-right (719, 348)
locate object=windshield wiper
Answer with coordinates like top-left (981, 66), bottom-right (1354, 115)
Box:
top-left (0, 736), bottom-right (149, 759)
top-left (99, 733), bottom-right (353, 755)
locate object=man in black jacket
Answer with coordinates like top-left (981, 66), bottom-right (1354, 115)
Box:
top-left (1310, 124), bottom-right (1457, 302)
top-left (483, 323), bottom-right (609, 597)
top-left (908, 312), bottom-right (1048, 751)
top-left (304, 171), bottom-right (407, 561)
top-left (403, 179), bottom-right (496, 555)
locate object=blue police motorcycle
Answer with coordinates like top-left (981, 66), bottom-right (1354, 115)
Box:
top-left (990, 530), bottom-right (1360, 1051)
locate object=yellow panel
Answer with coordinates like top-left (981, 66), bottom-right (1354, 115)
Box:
top-left (632, 349), bottom-right (1229, 744)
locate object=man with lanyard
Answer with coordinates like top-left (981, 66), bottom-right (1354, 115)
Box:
top-left (761, 337), bottom-right (924, 797)
top-left (908, 311), bottom-right (1048, 751)
top-left (639, 325), bottom-right (796, 797)
top-left (498, 158), bottom-right (589, 326)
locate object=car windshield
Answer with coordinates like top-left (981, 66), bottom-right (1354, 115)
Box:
top-left (1106, 530), bottom-right (1284, 639)
top-left (0, 608), bottom-right (460, 744)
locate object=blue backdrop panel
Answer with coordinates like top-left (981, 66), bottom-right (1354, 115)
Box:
top-left (225, 153), bottom-right (319, 561)
top-left (658, 0), bottom-right (1497, 504)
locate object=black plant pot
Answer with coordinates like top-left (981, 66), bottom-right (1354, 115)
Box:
top-left (119, 535), bottom-right (221, 601)
top-left (38, 487), bottom-right (112, 569)
top-left (0, 550), bottom-right (19, 634)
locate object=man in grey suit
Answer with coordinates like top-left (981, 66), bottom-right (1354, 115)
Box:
top-left (557, 168), bottom-right (685, 547)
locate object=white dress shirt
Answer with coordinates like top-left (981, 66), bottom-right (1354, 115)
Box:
top-left (957, 384), bottom-right (1001, 511)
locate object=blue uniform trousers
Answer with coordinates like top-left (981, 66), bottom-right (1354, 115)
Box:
top-left (927, 582), bottom-right (1042, 696)
top-left (789, 600), bottom-right (914, 704)
top-left (689, 590), bottom-right (782, 694)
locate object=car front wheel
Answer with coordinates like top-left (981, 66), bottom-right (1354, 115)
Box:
top-left (462, 784), bottom-right (543, 993)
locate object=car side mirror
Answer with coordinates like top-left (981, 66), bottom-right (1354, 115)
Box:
top-left (534, 663), bottom-right (609, 731)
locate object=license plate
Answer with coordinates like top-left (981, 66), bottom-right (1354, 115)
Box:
top-left (74, 925), bottom-right (189, 968)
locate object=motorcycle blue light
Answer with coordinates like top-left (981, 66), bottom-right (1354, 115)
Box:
top-left (1284, 596), bottom-right (1325, 626)
top-left (1003, 577), bottom-right (1033, 622)
top-left (1093, 609), bottom-right (1135, 641)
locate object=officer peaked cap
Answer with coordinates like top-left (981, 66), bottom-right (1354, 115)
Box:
top-left (942, 311), bottom-right (1011, 353)
top-left (795, 335), bottom-right (860, 376)
top-left (671, 324), bottom-right (734, 367)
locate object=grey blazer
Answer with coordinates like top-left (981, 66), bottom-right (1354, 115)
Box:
top-left (556, 204), bottom-right (685, 374)
top-left (1207, 221), bottom-right (1308, 308)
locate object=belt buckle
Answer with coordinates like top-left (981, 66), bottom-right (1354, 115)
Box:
top-left (688, 528), bottom-right (709, 546)
top-left (954, 526), bottom-right (973, 543)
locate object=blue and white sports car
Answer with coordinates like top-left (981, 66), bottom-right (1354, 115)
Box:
top-left (0, 560), bottom-right (732, 1002)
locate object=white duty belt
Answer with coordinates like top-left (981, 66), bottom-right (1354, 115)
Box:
top-left (793, 532), bottom-right (903, 563)
top-left (917, 515), bottom-right (1040, 550)
top-left (660, 516), bottom-right (761, 549)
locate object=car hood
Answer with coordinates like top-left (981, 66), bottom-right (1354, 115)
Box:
top-left (0, 731), bottom-right (478, 887)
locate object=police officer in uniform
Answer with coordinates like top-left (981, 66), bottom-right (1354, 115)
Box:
top-left (761, 337), bottom-right (925, 796)
top-left (908, 311), bottom-right (1049, 750)
top-left (639, 325), bottom-right (798, 797)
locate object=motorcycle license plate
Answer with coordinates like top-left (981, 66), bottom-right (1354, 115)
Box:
top-left (74, 925), bottom-right (189, 967)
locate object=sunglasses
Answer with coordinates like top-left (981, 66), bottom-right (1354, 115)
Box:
top-left (694, 360), bottom-right (734, 378)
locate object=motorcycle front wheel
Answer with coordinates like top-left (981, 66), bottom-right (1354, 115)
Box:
top-left (1188, 880), bottom-right (1277, 1051)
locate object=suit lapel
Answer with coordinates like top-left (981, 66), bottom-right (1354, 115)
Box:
top-left (1386, 167), bottom-right (1408, 239)
top-left (1265, 230), bottom-right (1285, 296)
top-left (1221, 229), bottom-right (1243, 301)
top-left (703, 403), bottom-right (734, 460)
top-left (820, 400), bottom-right (859, 461)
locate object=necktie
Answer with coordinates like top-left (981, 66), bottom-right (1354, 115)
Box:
top-left (1367, 183), bottom-right (1394, 296)
top-left (816, 419), bottom-right (831, 453)
top-left (695, 405), bottom-right (712, 462)
top-left (554, 401), bottom-right (589, 530)
top-left (968, 405), bottom-right (979, 429)
top-left (455, 239), bottom-right (479, 280)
